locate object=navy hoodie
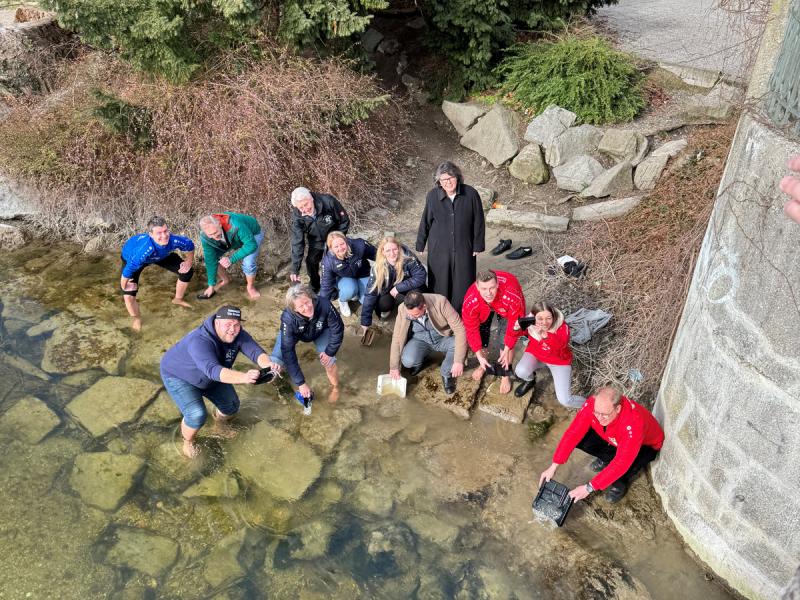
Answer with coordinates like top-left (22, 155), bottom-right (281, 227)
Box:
top-left (279, 296), bottom-right (344, 385)
top-left (319, 237), bottom-right (378, 298)
top-left (160, 315), bottom-right (266, 388)
top-left (361, 247), bottom-right (427, 327)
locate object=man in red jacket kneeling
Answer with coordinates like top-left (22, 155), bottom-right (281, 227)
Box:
top-left (539, 385), bottom-right (664, 504)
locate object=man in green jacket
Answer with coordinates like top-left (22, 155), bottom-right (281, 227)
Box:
top-left (198, 213), bottom-right (264, 300)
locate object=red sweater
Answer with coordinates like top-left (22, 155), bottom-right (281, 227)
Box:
top-left (524, 321), bottom-right (572, 365)
top-left (462, 271), bottom-right (526, 353)
top-left (553, 395), bottom-right (665, 490)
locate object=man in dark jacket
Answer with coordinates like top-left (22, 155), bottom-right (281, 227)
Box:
top-left (160, 305), bottom-right (275, 458)
top-left (416, 162), bottom-right (485, 312)
top-left (270, 284), bottom-right (345, 403)
top-left (289, 187), bottom-right (350, 293)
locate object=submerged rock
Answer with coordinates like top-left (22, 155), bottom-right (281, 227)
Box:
top-left (351, 479), bottom-right (395, 517)
top-left (203, 528), bottom-right (262, 588)
top-left (138, 390), bottom-right (181, 426)
top-left (104, 527), bottom-right (179, 579)
top-left (42, 319), bottom-right (131, 375)
top-left (460, 105), bottom-right (520, 167)
top-left (0, 395), bottom-right (60, 443)
top-left (289, 519), bottom-right (335, 560)
top-left (69, 451), bottom-right (145, 511)
top-left (227, 422), bottom-right (321, 500)
top-left (182, 471), bottom-right (240, 499)
top-left (0, 350), bottom-right (50, 382)
top-left (66, 376), bottom-right (161, 437)
top-left (26, 312), bottom-right (75, 337)
top-left (478, 379), bottom-right (531, 424)
top-left (299, 406), bottom-right (362, 453)
top-left (406, 513), bottom-right (460, 549)
top-left (362, 523), bottom-right (420, 598)
top-left (422, 441), bottom-right (515, 502)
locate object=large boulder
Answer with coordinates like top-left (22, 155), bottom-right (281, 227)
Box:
top-left (486, 208), bottom-right (569, 232)
top-left (227, 422), bottom-right (321, 500)
top-left (460, 104), bottom-right (519, 167)
top-left (524, 105), bottom-right (577, 148)
top-left (572, 196), bottom-right (643, 221)
top-left (634, 154), bottom-right (670, 190)
top-left (441, 101), bottom-right (488, 136)
top-left (0, 395), bottom-right (60, 443)
top-left (42, 319), bottom-right (131, 375)
top-left (545, 124), bottom-right (602, 167)
top-left (0, 223), bottom-right (25, 249)
top-left (66, 376), bottom-right (161, 437)
top-left (104, 527), bottom-right (179, 579)
top-left (598, 129), bottom-right (649, 165)
top-left (508, 144), bottom-right (549, 184)
top-left (552, 155), bottom-right (604, 192)
top-left (581, 161), bottom-right (634, 199)
top-left (69, 451), bottom-right (145, 511)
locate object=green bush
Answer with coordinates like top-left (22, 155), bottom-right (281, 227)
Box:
top-left (495, 35), bottom-right (645, 124)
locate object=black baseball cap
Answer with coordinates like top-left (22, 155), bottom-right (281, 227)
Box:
top-left (214, 305), bottom-right (244, 321)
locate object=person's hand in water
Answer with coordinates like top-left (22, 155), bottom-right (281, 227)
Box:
top-left (779, 155), bottom-right (800, 224)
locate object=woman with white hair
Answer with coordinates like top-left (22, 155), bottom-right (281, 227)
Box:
top-left (270, 283), bottom-right (344, 403)
top-left (288, 186), bottom-right (350, 293)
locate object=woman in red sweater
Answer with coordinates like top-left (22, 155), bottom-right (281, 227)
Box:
top-left (513, 301), bottom-right (585, 408)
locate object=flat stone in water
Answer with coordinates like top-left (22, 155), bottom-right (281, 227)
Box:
top-left (289, 519), bottom-right (335, 559)
top-left (104, 527), bottom-right (179, 579)
top-left (423, 441), bottom-right (515, 502)
top-left (406, 513), bottom-right (460, 549)
top-left (351, 479), bottom-right (395, 517)
top-left (69, 451), bottom-right (145, 511)
top-left (299, 406), bottom-right (362, 453)
top-left (0, 395), bottom-right (60, 444)
top-left (42, 319), bottom-right (131, 375)
top-left (478, 379), bottom-right (531, 424)
top-left (0, 350), bottom-right (51, 382)
top-left (145, 441), bottom-right (200, 488)
top-left (66, 376), bottom-right (161, 437)
top-left (227, 422), bottom-right (321, 501)
top-left (182, 471), bottom-right (239, 499)
top-left (26, 312), bottom-right (75, 337)
top-left (138, 390), bottom-right (181, 426)
top-left (203, 528), bottom-right (248, 587)
top-left (413, 370), bottom-right (481, 419)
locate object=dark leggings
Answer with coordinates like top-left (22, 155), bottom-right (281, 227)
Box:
top-left (576, 428), bottom-right (659, 485)
top-left (478, 311), bottom-right (513, 376)
top-left (377, 292), bottom-right (398, 314)
top-left (120, 253), bottom-right (193, 296)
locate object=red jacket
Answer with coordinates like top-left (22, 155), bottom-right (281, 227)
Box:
top-left (523, 314), bottom-right (572, 366)
top-left (553, 395), bottom-right (665, 490)
top-left (462, 271), bottom-right (526, 353)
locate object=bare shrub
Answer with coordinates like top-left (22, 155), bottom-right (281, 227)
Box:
top-left (0, 48), bottom-right (408, 240)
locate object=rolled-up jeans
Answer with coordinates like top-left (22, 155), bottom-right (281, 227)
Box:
top-left (514, 353), bottom-right (585, 408)
top-left (401, 333), bottom-right (457, 377)
top-left (337, 276), bottom-right (370, 304)
top-left (239, 230), bottom-right (265, 276)
top-left (161, 374), bottom-right (240, 430)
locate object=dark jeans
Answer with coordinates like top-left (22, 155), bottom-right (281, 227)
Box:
top-left (306, 246), bottom-right (324, 292)
top-left (120, 253), bottom-right (193, 296)
top-left (478, 311), bottom-right (513, 376)
top-left (577, 428), bottom-right (659, 485)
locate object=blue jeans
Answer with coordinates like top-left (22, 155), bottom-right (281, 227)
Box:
top-left (401, 334), bottom-right (457, 377)
top-left (270, 328), bottom-right (337, 367)
top-left (338, 276), bottom-right (369, 304)
top-left (161, 375), bottom-right (240, 430)
top-left (240, 231), bottom-right (265, 276)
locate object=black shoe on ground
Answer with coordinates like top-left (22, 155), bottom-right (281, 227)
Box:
top-left (507, 246), bottom-right (533, 260)
top-left (442, 376), bottom-right (456, 395)
top-left (605, 480), bottom-right (628, 504)
top-left (409, 363), bottom-right (426, 377)
top-left (514, 378), bottom-right (536, 398)
top-left (590, 457), bottom-right (609, 472)
top-left (490, 239), bottom-right (513, 256)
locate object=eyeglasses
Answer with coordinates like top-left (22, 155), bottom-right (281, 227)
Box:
top-left (439, 176), bottom-right (457, 183)
top-left (593, 408), bottom-right (617, 419)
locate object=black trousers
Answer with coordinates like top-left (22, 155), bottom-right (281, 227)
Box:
top-left (305, 246), bottom-right (325, 293)
top-left (576, 429), bottom-right (659, 485)
top-left (477, 311), bottom-right (513, 376)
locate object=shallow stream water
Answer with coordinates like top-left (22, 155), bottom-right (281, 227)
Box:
top-left (0, 243), bottom-right (737, 599)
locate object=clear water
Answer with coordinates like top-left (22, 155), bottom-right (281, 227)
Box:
top-left (0, 243), bottom-right (737, 599)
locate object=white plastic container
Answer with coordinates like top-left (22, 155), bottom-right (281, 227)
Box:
top-left (376, 374), bottom-right (407, 398)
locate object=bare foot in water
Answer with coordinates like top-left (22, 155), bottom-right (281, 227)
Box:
top-left (210, 409), bottom-right (238, 439)
top-left (172, 298), bottom-right (192, 308)
top-left (247, 287), bottom-right (261, 299)
top-left (499, 376), bottom-right (511, 394)
top-left (328, 386), bottom-right (340, 403)
top-left (182, 439), bottom-right (200, 458)
top-left (471, 366), bottom-right (485, 382)
top-left (131, 317), bottom-right (142, 332)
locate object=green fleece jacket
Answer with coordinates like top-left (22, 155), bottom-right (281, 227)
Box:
top-left (200, 212), bottom-right (261, 286)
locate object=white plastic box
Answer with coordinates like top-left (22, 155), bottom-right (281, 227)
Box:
top-left (376, 374), bottom-right (407, 398)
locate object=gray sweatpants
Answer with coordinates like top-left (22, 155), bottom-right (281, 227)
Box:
top-left (514, 353), bottom-right (585, 408)
top-left (401, 335), bottom-right (457, 377)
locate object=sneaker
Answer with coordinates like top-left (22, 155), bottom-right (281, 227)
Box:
top-left (590, 457), bottom-right (609, 472)
top-left (605, 480), bottom-right (628, 504)
top-left (379, 311), bottom-right (391, 320)
top-left (338, 299), bottom-right (352, 317)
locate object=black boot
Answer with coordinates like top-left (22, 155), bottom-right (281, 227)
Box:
top-left (409, 363), bottom-right (426, 377)
top-left (605, 480), bottom-right (628, 504)
top-left (514, 376), bottom-right (536, 398)
top-left (442, 376), bottom-right (456, 395)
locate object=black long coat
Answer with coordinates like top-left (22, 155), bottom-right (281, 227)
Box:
top-left (416, 182), bottom-right (485, 311)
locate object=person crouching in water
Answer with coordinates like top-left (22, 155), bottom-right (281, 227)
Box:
top-left (319, 231), bottom-right (377, 317)
top-left (270, 284), bottom-right (344, 403)
top-left (160, 305), bottom-right (275, 458)
top-left (513, 301), bottom-right (585, 408)
top-left (360, 236), bottom-right (427, 334)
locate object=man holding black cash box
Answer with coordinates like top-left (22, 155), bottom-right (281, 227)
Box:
top-left (539, 386), bottom-right (664, 504)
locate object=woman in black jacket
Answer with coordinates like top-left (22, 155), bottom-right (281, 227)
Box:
top-left (416, 161), bottom-right (485, 312)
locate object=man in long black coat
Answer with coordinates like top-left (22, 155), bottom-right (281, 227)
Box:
top-left (416, 162), bottom-right (485, 312)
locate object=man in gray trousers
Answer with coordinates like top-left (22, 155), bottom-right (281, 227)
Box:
top-left (389, 290), bottom-right (467, 395)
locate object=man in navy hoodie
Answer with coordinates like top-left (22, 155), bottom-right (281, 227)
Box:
top-left (160, 305), bottom-right (276, 458)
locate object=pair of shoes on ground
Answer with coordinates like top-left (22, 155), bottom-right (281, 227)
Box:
top-left (490, 239), bottom-right (532, 260)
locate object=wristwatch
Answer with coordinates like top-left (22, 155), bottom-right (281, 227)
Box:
top-left (585, 482), bottom-right (594, 494)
